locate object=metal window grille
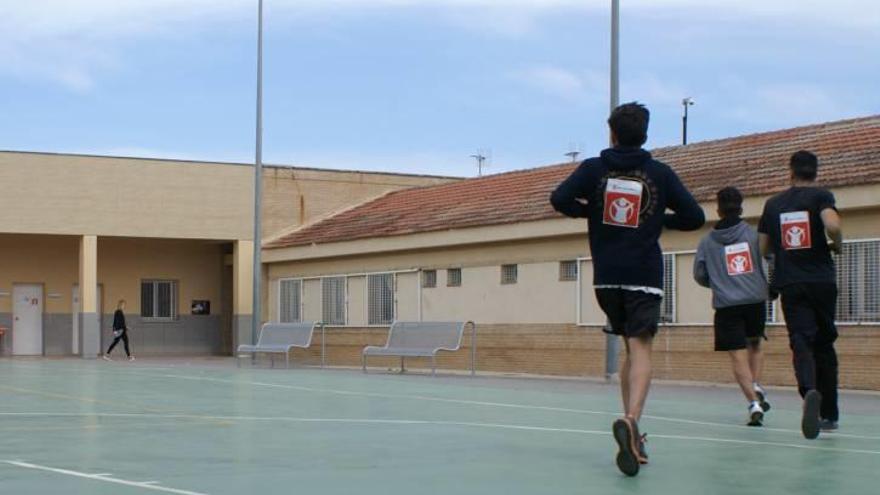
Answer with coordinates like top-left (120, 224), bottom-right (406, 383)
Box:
top-left (447, 268), bottom-right (462, 287)
top-left (368, 273), bottom-right (394, 325)
top-left (660, 254), bottom-right (676, 323)
top-left (501, 264), bottom-right (518, 285)
top-left (422, 270), bottom-right (437, 289)
top-left (763, 257), bottom-right (778, 323)
top-left (140, 280), bottom-right (178, 320)
top-left (559, 260), bottom-right (578, 281)
top-left (279, 279), bottom-right (302, 323)
top-left (835, 240), bottom-right (880, 323)
top-left (321, 276), bottom-right (346, 325)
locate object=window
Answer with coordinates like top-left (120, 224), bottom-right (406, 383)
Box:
top-left (660, 254), bottom-right (676, 323)
top-left (501, 264), bottom-right (518, 285)
top-left (447, 268), bottom-right (462, 287)
top-left (321, 277), bottom-right (346, 325)
top-left (140, 280), bottom-right (178, 320)
top-left (368, 273), bottom-right (394, 325)
top-left (835, 240), bottom-right (880, 323)
top-left (763, 258), bottom-right (778, 323)
top-left (279, 279), bottom-right (302, 323)
top-left (559, 260), bottom-right (578, 281)
top-left (422, 270), bottom-right (437, 288)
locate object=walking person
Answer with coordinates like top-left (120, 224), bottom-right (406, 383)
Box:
top-left (758, 150), bottom-right (842, 439)
top-left (551, 102), bottom-right (705, 476)
top-left (694, 187), bottom-right (771, 426)
top-left (104, 299), bottom-right (135, 362)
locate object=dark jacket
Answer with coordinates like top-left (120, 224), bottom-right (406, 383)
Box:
top-left (550, 147), bottom-right (705, 289)
top-left (113, 310), bottom-right (127, 331)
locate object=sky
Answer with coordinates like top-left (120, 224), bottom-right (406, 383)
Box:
top-left (1, 0), bottom-right (878, 177)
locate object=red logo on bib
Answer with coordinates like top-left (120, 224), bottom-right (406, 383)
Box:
top-left (603, 178), bottom-right (643, 228)
top-left (780, 211), bottom-right (812, 250)
top-left (725, 242), bottom-right (754, 276)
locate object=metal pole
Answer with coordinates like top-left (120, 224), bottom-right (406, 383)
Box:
top-left (682, 102), bottom-right (688, 145)
top-left (252, 0), bottom-right (264, 347)
top-left (605, 0), bottom-right (622, 381)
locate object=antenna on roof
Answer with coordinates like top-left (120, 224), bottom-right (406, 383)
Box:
top-left (470, 150), bottom-right (489, 177)
top-left (565, 143), bottom-right (581, 163)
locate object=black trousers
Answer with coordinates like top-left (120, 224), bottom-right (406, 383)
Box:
top-left (780, 283), bottom-right (839, 422)
top-left (107, 330), bottom-right (131, 357)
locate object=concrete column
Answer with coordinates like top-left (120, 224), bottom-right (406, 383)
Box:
top-left (232, 240), bottom-right (255, 351)
top-left (79, 235), bottom-right (100, 358)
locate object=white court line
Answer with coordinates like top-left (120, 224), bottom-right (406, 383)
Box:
top-left (121, 370), bottom-right (880, 442)
top-left (1, 412), bottom-right (878, 456)
top-left (0, 460), bottom-right (208, 495)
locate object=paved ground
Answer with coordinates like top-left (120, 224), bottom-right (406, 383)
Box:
top-left (1, 358), bottom-right (877, 494)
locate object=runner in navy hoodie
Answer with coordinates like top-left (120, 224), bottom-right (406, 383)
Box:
top-left (550, 102), bottom-right (705, 477)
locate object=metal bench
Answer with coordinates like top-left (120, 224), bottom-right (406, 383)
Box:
top-left (236, 322), bottom-right (324, 368)
top-left (362, 321), bottom-right (476, 376)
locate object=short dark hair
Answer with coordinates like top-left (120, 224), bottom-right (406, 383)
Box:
top-left (790, 150), bottom-right (818, 181)
top-left (716, 186), bottom-right (743, 219)
top-left (608, 102), bottom-right (650, 147)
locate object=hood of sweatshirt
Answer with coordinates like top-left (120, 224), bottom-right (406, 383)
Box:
top-left (600, 146), bottom-right (652, 171)
top-left (710, 220), bottom-right (751, 245)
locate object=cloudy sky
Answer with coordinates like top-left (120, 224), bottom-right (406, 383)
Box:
top-left (1, 1), bottom-right (878, 176)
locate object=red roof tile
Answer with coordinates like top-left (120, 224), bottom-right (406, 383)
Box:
top-left (266, 115), bottom-right (880, 249)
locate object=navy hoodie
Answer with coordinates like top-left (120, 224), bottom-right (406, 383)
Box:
top-left (550, 147), bottom-right (705, 290)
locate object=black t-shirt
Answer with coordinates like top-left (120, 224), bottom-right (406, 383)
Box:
top-left (758, 186), bottom-right (837, 287)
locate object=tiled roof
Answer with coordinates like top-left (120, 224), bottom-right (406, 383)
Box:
top-left (266, 115), bottom-right (880, 249)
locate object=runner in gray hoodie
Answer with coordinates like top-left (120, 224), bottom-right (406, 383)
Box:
top-left (694, 187), bottom-right (771, 426)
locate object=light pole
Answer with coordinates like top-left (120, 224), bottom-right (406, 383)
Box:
top-left (470, 153), bottom-right (487, 177)
top-left (682, 97), bottom-right (694, 145)
top-left (605, 0), bottom-right (621, 381)
top-left (252, 0), bottom-right (264, 347)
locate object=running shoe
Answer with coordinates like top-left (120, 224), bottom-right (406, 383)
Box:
top-left (102, 355), bottom-right (112, 361)
top-left (819, 419), bottom-right (838, 431)
top-left (612, 418), bottom-right (640, 477)
top-left (802, 390), bottom-right (822, 440)
top-left (748, 401), bottom-right (764, 427)
top-left (754, 383), bottom-right (771, 412)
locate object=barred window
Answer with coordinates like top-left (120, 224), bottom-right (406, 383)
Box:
top-left (835, 240), bottom-right (880, 323)
top-left (501, 264), bottom-right (518, 285)
top-left (368, 273), bottom-right (395, 325)
top-left (559, 260), bottom-right (578, 281)
top-left (279, 279), bottom-right (302, 323)
top-left (321, 277), bottom-right (346, 325)
top-left (140, 280), bottom-right (178, 320)
top-left (660, 254), bottom-right (676, 323)
top-left (422, 270), bottom-right (437, 289)
top-left (447, 268), bottom-right (462, 287)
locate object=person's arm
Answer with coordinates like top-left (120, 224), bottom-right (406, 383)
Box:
top-left (550, 162), bottom-right (594, 218)
top-left (693, 241), bottom-right (711, 288)
top-left (759, 233), bottom-right (771, 258)
top-left (821, 208), bottom-right (843, 254)
top-left (663, 169), bottom-right (705, 231)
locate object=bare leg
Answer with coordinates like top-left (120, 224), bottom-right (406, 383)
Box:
top-left (747, 338), bottom-right (764, 385)
top-left (625, 335), bottom-right (653, 422)
top-left (729, 349), bottom-right (759, 402)
top-left (620, 338), bottom-right (631, 417)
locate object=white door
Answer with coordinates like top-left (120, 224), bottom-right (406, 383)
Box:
top-left (72, 285), bottom-right (103, 355)
top-left (13, 284), bottom-right (43, 356)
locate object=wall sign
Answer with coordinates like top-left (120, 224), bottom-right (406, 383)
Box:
top-left (191, 300), bottom-right (211, 316)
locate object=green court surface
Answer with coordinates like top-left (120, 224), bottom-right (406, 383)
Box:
top-left (0, 359), bottom-right (877, 495)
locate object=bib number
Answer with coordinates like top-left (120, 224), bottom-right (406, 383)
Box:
top-left (780, 211), bottom-right (811, 250)
top-left (603, 178), bottom-right (643, 228)
top-left (725, 242), bottom-right (754, 276)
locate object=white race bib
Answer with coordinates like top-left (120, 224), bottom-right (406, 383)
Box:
top-left (780, 211), bottom-right (812, 250)
top-left (603, 178), bottom-right (643, 228)
top-left (724, 242), bottom-right (754, 276)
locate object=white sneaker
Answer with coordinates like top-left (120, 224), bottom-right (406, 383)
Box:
top-left (102, 355), bottom-right (113, 361)
top-left (754, 383), bottom-right (771, 411)
top-left (128, 356), bottom-right (135, 362)
top-left (748, 401), bottom-right (764, 427)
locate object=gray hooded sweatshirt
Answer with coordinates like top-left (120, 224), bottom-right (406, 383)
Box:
top-left (694, 220), bottom-right (768, 309)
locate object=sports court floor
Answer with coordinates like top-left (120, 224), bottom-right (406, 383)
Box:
top-left (0, 358), bottom-right (876, 494)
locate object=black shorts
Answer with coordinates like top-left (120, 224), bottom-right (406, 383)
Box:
top-left (713, 302), bottom-right (766, 352)
top-left (595, 288), bottom-right (661, 338)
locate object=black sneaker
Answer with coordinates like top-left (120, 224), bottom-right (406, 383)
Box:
top-left (802, 390), bottom-right (822, 440)
top-left (612, 418), bottom-right (640, 477)
top-left (819, 419), bottom-right (839, 431)
top-left (754, 384), bottom-right (771, 412)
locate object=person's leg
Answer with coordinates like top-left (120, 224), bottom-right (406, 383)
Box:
top-left (728, 350), bottom-right (758, 403)
top-left (620, 338), bottom-right (631, 417)
top-left (747, 338), bottom-right (764, 385)
top-left (624, 334), bottom-right (653, 422)
top-left (106, 335), bottom-right (121, 355)
top-left (781, 284), bottom-right (822, 439)
top-left (812, 284), bottom-right (839, 424)
top-left (122, 332), bottom-right (131, 358)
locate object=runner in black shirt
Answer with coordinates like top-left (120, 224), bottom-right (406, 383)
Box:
top-left (758, 151), bottom-right (843, 439)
